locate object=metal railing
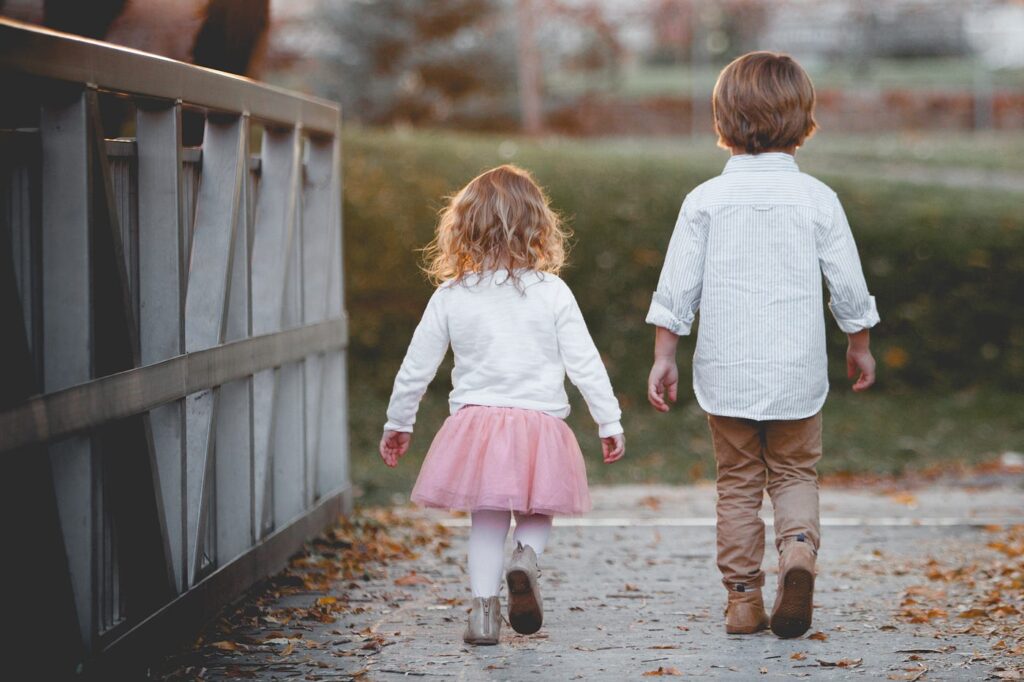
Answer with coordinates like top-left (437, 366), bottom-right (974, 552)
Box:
top-left (0, 17), bottom-right (350, 674)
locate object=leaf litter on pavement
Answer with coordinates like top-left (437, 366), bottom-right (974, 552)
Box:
top-left (151, 508), bottom-right (452, 680)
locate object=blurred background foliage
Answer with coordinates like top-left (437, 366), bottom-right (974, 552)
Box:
top-left (29, 0), bottom-right (1016, 501)
top-left (342, 129), bottom-right (1024, 503)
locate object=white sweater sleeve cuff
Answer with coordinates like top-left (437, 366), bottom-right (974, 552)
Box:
top-left (383, 421), bottom-right (414, 433)
top-left (598, 421), bottom-right (624, 438)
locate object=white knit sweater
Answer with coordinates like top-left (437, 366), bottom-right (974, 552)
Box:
top-left (384, 270), bottom-right (623, 438)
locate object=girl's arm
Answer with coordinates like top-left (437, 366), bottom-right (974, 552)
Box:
top-left (383, 288), bottom-right (450, 435)
top-left (554, 282), bottom-right (623, 439)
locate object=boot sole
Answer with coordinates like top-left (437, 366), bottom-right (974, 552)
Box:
top-left (506, 569), bottom-right (543, 634)
top-left (725, 622), bottom-right (768, 635)
top-left (771, 567), bottom-right (814, 639)
top-left (463, 636), bottom-right (499, 646)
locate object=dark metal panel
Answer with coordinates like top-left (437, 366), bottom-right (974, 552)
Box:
top-left (0, 18), bottom-right (340, 135)
top-left (89, 486), bottom-right (352, 679)
top-left (0, 317), bottom-right (347, 453)
top-left (85, 87), bottom-right (176, 631)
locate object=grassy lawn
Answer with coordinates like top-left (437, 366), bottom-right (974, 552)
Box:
top-left (341, 128), bottom-right (1024, 505)
top-left (350, 382), bottom-right (1024, 506)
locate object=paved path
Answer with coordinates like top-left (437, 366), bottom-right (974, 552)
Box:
top-left (152, 480), bottom-right (1024, 681)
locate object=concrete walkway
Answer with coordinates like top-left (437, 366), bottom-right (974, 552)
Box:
top-left (152, 479), bottom-right (1024, 681)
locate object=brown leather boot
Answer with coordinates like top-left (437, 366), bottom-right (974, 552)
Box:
top-left (506, 542), bottom-right (543, 634)
top-left (725, 585), bottom-right (769, 634)
top-left (771, 534), bottom-right (816, 639)
top-left (463, 596), bottom-right (501, 645)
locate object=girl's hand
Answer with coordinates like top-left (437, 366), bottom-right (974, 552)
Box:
top-left (379, 430), bottom-right (411, 467)
top-left (602, 433), bottom-right (625, 463)
top-left (647, 358), bottom-right (679, 412)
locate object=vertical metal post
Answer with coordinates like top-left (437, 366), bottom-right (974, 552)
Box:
top-left (183, 114), bottom-right (246, 584)
top-left (41, 87), bottom-right (95, 649)
top-left (136, 101), bottom-right (187, 593)
top-left (216, 115), bottom-right (255, 564)
top-left (251, 126), bottom-right (304, 535)
top-left (308, 131), bottom-right (347, 497)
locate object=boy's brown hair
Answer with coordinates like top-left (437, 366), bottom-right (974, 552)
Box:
top-left (712, 51), bottom-right (817, 154)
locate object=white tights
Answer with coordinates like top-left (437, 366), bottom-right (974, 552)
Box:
top-left (468, 510), bottom-right (552, 598)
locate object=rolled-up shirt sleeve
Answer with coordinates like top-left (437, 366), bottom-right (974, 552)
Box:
top-left (818, 195), bottom-right (880, 333)
top-left (384, 288), bottom-right (450, 432)
top-left (646, 194), bottom-right (709, 336)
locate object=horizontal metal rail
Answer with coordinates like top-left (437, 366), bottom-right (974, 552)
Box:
top-left (0, 17), bottom-right (340, 135)
top-left (0, 317), bottom-right (347, 453)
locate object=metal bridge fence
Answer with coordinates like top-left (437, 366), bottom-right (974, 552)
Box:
top-left (0, 17), bottom-right (350, 674)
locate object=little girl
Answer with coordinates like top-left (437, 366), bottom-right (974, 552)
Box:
top-left (379, 164), bottom-right (625, 645)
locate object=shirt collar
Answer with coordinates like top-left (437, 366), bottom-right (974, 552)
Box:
top-left (722, 152), bottom-right (799, 174)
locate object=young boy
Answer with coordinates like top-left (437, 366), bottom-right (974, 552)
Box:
top-left (646, 52), bottom-right (879, 638)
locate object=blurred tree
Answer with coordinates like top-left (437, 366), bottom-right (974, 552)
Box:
top-left (319, 0), bottom-right (517, 127)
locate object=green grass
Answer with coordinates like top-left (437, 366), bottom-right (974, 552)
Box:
top-left (341, 128), bottom-right (1024, 504)
top-left (350, 385), bottom-right (1024, 506)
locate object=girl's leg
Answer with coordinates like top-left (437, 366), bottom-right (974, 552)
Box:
top-left (468, 510), bottom-right (511, 597)
top-left (512, 512), bottom-right (553, 554)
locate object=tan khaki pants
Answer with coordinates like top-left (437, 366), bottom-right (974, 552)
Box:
top-left (708, 412), bottom-right (822, 591)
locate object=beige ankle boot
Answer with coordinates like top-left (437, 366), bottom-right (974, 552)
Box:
top-left (463, 596), bottom-right (501, 645)
top-left (506, 542), bottom-right (543, 634)
top-left (771, 534), bottom-right (816, 639)
top-left (725, 585), bottom-right (769, 634)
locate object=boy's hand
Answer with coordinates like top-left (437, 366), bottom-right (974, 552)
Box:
top-left (846, 329), bottom-right (876, 392)
top-left (379, 430), bottom-right (411, 467)
top-left (647, 358), bottom-right (679, 412)
top-left (602, 434), bottom-right (625, 463)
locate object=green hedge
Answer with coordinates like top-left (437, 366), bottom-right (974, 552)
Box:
top-left (343, 128), bottom-right (1024, 398)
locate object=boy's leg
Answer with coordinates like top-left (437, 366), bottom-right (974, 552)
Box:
top-left (708, 415), bottom-right (768, 591)
top-left (763, 412), bottom-right (822, 638)
top-left (763, 413), bottom-right (822, 552)
top-left (468, 510), bottom-right (512, 597)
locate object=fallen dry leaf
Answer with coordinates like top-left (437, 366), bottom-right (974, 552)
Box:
top-left (807, 631), bottom-right (828, 641)
top-left (209, 640), bottom-right (239, 652)
top-left (642, 667), bottom-right (682, 677)
top-left (791, 652), bottom-right (807, 660)
top-left (817, 658), bottom-right (862, 668)
top-left (394, 571), bottom-right (432, 586)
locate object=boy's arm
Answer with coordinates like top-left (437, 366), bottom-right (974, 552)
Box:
top-left (645, 195), bottom-right (706, 411)
top-left (648, 326), bottom-right (680, 412)
top-left (819, 195), bottom-right (879, 391)
top-left (846, 328), bottom-right (876, 392)
top-left (818, 195), bottom-right (880, 334)
top-left (645, 195), bottom-right (708, 336)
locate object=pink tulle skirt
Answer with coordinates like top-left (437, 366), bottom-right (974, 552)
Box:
top-left (411, 405), bottom-right (592, 515)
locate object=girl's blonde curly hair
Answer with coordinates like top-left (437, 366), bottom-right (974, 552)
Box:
top-left (422, 164), bottom-right (569, 286)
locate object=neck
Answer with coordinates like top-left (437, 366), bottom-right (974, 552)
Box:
top-left (730, 146), bottom-right (797, 156)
